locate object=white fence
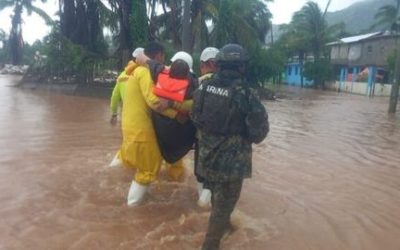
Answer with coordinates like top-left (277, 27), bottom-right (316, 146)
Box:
top-left (328, 81), bottom-right (392, 96)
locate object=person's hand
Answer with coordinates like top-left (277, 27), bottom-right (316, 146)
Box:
top-left (136, 53), bottom-right (150, 65)
top-left (156, 98), bottom-right (173, 112)
top-left (110, 114), bottom-right (118, 126)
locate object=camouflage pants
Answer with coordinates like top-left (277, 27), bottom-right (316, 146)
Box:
top-left (194, 140), bottom-right (207, 185)
top-left (201, 179), bottom-right (243, 250)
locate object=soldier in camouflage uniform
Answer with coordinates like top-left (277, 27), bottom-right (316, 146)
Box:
top-left (191, 44), bottom-right (269, 250)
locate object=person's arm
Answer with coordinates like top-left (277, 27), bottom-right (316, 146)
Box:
top-left (110, 82), bottom-right (122, 125)
top-left (116, 70), bottom-right (129, 83)
top-left (245, 89), bottom-right (269, 144)
top-left (136, 53), bottom-right (166, 81)
top-left (124, 61), bottom-right (138, 75)
top-left (172, 99), bottom-right (193, 112)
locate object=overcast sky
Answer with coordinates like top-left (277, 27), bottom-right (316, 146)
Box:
top-left (268, 0), bottom-right (363, 24)
top-left (0, 0), bottom-right (363, 45)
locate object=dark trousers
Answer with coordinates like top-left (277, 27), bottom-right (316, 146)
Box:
top-left (201, 179), bottom-right (244, 250)
top-left (194, 140), bottom-right (207, 185)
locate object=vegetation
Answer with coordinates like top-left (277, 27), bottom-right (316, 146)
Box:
top-left (0, 0), bottom-right (53, 65)
top-left (0, 0), bottom-right (381, 94)
top-left (0, 0), bottom-right (279, 86)
top-left (372, 0), bottom-right (400, 113)
top-left (276, 1), bottom-right (339, 88)
top-left (0, 29), bottom-right (8, 64)
top-left (326, 0), bottom-right (394, 34)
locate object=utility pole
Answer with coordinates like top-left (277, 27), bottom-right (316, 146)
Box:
top-left (389, 37), bottom-right (400, 113)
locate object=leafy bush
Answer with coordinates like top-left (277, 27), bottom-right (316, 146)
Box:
top-left (303, 58), bottom-right (334, 88)
top-left (40, 27), bottom-right (117, 83)
top-left (246, 43), bottom-right (286, 87)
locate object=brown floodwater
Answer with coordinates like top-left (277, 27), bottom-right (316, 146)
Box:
top-left (0, 74), bottom-right (399, 250)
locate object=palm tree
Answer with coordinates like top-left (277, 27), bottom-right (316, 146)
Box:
top-left (190, 0), bottom-right (218, 51)
top-left (288, 0), bottom-right (332, 88)
top-left (131, 0), bottom-right (148, 47)
top-left (373, 0), bottom-right (400, 32)
top-left (211, 0), bottom-right (272, 48)
top-left (0, 0), bottom-right (53, 65)
top-left (182, 0), bottom-right (191, 52)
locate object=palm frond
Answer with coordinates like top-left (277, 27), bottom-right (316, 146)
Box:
top-left (26, 4), bottom-right (54, 25)
top-left (98, 0), bottom-right (119, 33)
top-left (0, 0), bottom-right (14, 11)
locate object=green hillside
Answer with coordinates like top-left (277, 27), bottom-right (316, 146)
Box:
top-left (325, 0), bottom-right (394, 34)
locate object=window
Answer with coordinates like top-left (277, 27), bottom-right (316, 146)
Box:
top-left (367, 45), bottom-right (373, 53)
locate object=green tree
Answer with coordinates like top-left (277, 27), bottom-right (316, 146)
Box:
top-left (212, 0), bottom-right (272, 47)
top-left (0, 0), bottom-right (52, 65)
top-left (286, 0), bottom-right (333, 88)
top-left (372, 0), bottom-right (400, 32)
top-left (130, 0), bottom-right (148, 48)
top-left (190, 0), bottom-right (218, 51)
top-left (372, 0), bottom-right (400, 113)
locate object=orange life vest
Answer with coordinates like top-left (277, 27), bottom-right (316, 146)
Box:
top-left (153, 69), bottom-right (189, 102)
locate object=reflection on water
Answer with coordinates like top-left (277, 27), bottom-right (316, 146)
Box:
top-left (0, 75), bottom-right (399, 250)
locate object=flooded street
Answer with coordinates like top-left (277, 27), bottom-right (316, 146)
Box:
top-left (0, 74), bottom-right (399, 250)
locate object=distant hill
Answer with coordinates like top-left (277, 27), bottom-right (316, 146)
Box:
top-left (268, 0), bottom-right (395, 44)
top-left (325, 0), bottom-right (394, 34)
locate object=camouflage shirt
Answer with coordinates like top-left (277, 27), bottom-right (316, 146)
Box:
top-left (193, 70), bottom-right (269, 182)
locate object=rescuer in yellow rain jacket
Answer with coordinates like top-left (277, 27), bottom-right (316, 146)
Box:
top-left (108, 48), bottom-right (143, 167)
top-left (120, 42), bottom-right (190, 205)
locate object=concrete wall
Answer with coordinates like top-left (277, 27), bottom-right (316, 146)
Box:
top-left (329, 81), bottom-right (392, 96)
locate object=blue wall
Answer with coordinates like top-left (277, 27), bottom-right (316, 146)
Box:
top-left (285, 63), bottom-right (313, 86)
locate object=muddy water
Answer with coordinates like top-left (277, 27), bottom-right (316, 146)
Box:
top-left (0, 75), bottom-right (399, 250)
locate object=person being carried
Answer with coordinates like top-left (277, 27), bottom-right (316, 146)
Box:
top-left (137, 51), bottom-right (198, 183)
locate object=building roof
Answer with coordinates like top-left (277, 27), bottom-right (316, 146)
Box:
top-left (326, 31), bottom-right (384, 46)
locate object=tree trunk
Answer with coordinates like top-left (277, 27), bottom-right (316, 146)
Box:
top-left (131, 0), bottom-right (148, 47)
top-left (74, 0), bottom-right (89, 46)
top-left (182, 0), bottom-right (192, 52)
top-left (118, 0), bottom-right (133, 66)
top-left (87, 0), bottom-right (101, 52)
top-left (270, 21), bottom-right (274, 45)
top-left (299, 50), bottom-right (304, 88)
top-left (169, 0), bottom-right (182, 49)
top-left (60, 0), bottom-right (76, 40)
top-left (9, 1), bottom-right (23, 65)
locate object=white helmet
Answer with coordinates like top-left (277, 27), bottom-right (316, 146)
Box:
top-left (171, 51), bottom-right (193, 72)
top-left (200, 47), bottom-right (219, 62)
top-left (132, 47), bottom-right (144, 58)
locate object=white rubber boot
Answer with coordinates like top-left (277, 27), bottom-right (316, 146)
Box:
top-left (109, 153), bottom-right (123, 168)
top-left (197, 188), bottom-right (211, 208)
top-left (197, 182), bottom-right (203, 197)
top-left (127, 181), bottom-right (148, 206)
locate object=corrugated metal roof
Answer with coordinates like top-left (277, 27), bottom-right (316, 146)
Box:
top-left (326, 32), bottom-right (383, 46)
